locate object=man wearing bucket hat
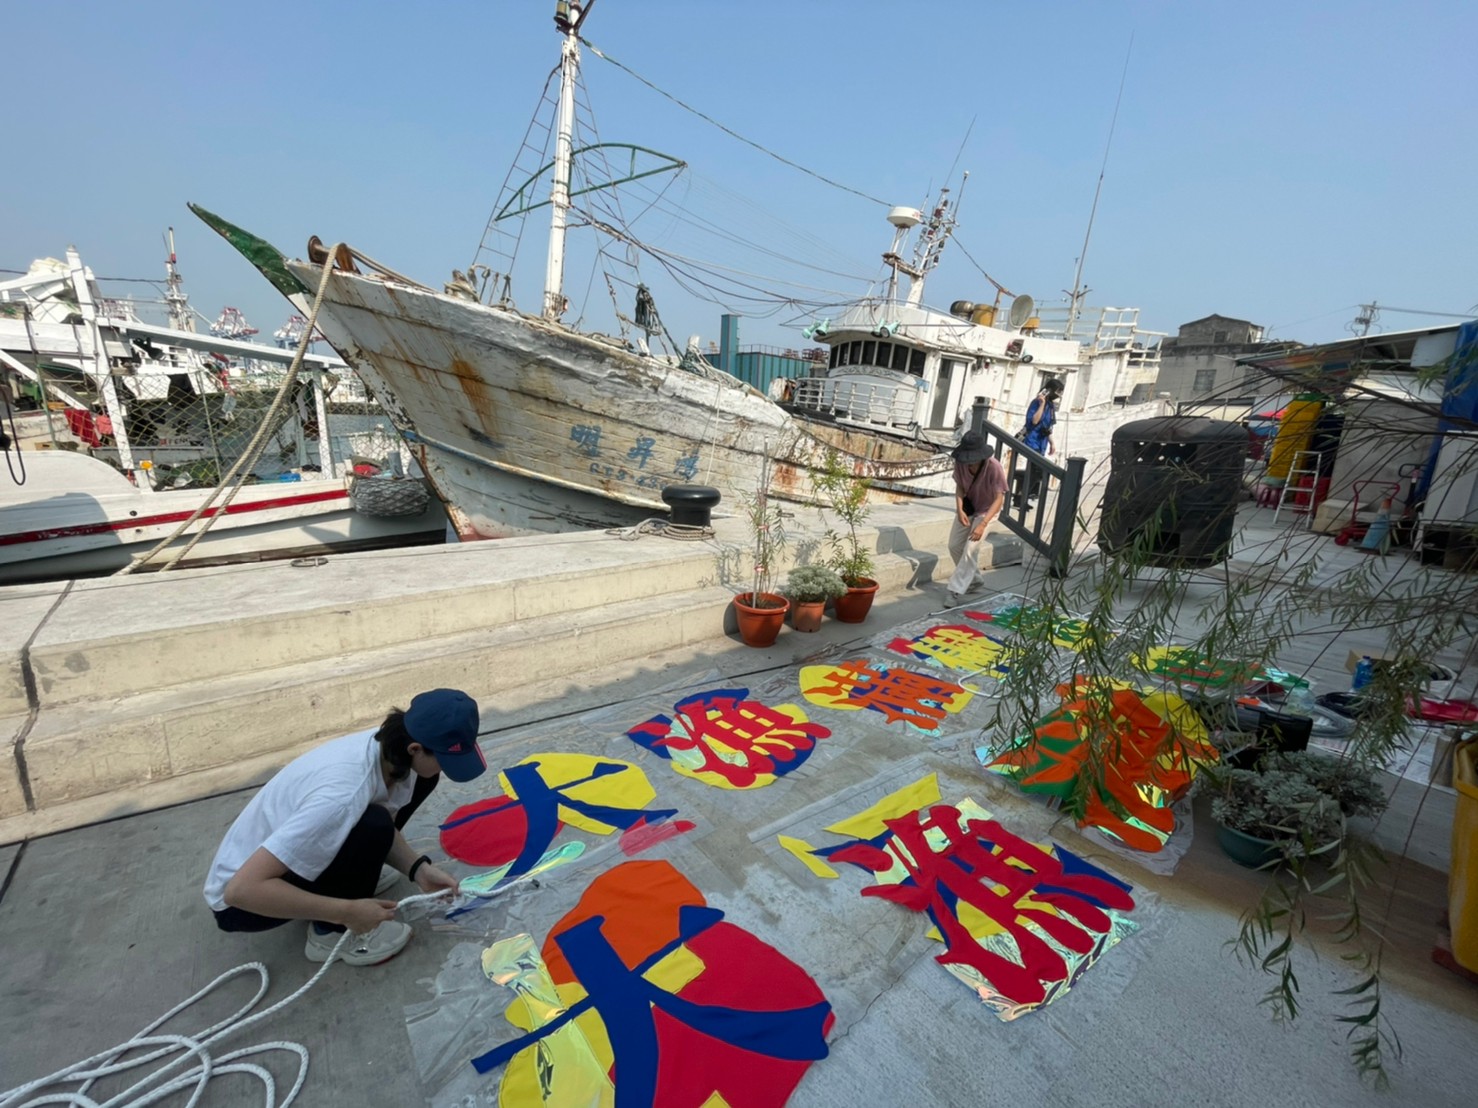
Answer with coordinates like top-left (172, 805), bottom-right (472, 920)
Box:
top-left (946, 430), bottom-right (1008, 603)
top-left (204, 688), bottom-right (486, 966)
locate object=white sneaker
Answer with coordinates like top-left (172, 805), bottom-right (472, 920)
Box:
top-left (304, 920), bottom-right (412, 966)
top-left (965, 578), bottom-right (988, 594)
top-left (374, 864), bottom-right (400, 896)
top-left (947, 591), bottom-right (964, 605)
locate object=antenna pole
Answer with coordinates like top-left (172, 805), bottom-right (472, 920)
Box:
top-left (163, 227), bottom-right (194, 333)
top-left (1351, 301), bottom-right (1378, 336)
top-left (1065, 33), bottom-right (1133, 341)
top-left (544, 3), bottom-right (583, 320)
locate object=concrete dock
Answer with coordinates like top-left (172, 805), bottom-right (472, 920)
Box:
top-left (1, 494), bottom-right (1475, 1106)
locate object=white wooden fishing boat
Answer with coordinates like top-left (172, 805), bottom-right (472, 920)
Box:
top-left (194, 1), bottom-right (1168, 542)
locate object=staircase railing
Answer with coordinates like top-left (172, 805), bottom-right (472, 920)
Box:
top-left (967, 397), bottom-right (1086, 579)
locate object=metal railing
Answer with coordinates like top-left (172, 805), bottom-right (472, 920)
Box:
top-left (790, 375), bottom-right (919, 427)
top-left (967, 396), bottom-right (1086, 578)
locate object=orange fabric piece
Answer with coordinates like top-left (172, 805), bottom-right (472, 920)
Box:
top-left (540, 858), bottom-right (706, 985)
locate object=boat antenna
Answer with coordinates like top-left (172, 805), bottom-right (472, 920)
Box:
top-left (544, 1), bottom-right (598, 319)
top-left (1064, 32), bottom-right (1133, 341)
top-left (163, 227), bottom-right (194, 333)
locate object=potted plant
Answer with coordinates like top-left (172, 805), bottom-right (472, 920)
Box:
top-left (813, 448), bottom-right (878, 623)
top-left (785, 564), bottom-right (846, 632)
top-left (1209, 767), bottom-right (1345, 868)
top-left (1262, 751), bottom-right (1390, 820)
top-left (733, 460), bottom-right (790, 647)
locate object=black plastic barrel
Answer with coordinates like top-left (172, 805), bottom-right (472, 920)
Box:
top-left (1097, 416), bottom-right (1245, 567)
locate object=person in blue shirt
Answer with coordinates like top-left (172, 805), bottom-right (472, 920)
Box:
top-left (1017, 378), bottom-right (1062, 508)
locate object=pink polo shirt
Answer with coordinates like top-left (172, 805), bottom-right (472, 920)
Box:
top-left (954, 458), bottom-right (1007, 519)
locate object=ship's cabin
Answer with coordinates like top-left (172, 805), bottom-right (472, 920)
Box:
top-left (789, 333), bottom-right (981, 434)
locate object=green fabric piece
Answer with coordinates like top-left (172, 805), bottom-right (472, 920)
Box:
top-left (188, 203), bottom-right (308, 299)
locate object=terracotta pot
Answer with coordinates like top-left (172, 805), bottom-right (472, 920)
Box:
top-left (832, 577), bottom-right (879, 624)
top-left (791, 599), bottom-right (826, 632)
top-left (734, 592), bottom-right (790, 647)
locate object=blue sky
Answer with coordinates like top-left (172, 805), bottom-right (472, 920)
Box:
top-left (4, 0), bottom-right (1474, 351)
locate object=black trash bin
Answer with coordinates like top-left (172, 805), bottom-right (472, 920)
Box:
top-left (1098, 416), bottom-right (1245, 568)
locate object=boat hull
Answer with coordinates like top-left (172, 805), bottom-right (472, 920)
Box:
top-left (282, 262), bottom-right (953, 539)
top-left (0, 453), bottom-right (447, 583)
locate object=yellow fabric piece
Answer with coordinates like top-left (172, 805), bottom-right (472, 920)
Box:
top-left (481, 936), bottom-right (613, 1107)
top-left (699, 1095), bottom-right (732, 1108)
top-left (497, 753), bottom-right (658, 834)
top-left (797, 664), bottom-right (857, 711)
top-left (1265, 397), bottom-right (1323, 481)
top-left (824, 773), bottom-right (941, 838)
top-left (645, 942), bottom-right (706, 994)
top-left (778, 835), bottom-right (839, 879)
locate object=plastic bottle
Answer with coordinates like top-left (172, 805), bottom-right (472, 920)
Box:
top-left (1283, 684), bottom-right (1315, 716)
top-left (1351, 656), bottom-right (1375, 692)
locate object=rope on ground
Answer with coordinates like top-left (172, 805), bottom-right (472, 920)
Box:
top-left (113, 246), bottom-right (347, 576)
top-left (0, 885), bottom-right (455, 1108)
top-left (605, 517), bottom-right (714, 541)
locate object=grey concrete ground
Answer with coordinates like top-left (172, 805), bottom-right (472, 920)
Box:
top-left (2, 550), bottom-right (1477, 1108)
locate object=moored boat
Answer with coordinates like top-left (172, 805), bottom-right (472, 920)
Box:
top-left (195, 1), bottom-right (1168, 542)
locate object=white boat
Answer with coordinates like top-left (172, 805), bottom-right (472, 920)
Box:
top-left (194, 1), bottom-right (1168, 542)
top-left (0, 245), bottom-right (448, 583)
top-left (0, 450), bottom-right (445, 582)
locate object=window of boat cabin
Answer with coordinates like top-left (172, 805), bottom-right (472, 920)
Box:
top-left (909, 348), bottom-right (926, 377)
top-left (850, 340), bottom-right (862, 366)
top-left (891, 345), bottom-right (909, 372)
top-left (862, 340), bottom-right (876, 366)
top-left (874, 342), bottom-right (891, 368)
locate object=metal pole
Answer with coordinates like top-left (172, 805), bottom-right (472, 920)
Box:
top-left (312, 369), bottom-right (336, 477)
top-left (1048, 456), bottom-right (1087, 579)
top-left (543, 19), bottom-right (579, 320)
top-left (970, 395), bottom-right (990, 434)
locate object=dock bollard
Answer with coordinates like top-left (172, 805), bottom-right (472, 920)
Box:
top-left (661, 484), bottom-right (721, 527)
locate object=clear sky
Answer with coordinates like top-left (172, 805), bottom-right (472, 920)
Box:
top-left (4, 0), bottom-right (1474, 352)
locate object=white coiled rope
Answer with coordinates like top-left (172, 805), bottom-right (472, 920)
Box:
top-left (0, 888), bottom-right (452, 1108)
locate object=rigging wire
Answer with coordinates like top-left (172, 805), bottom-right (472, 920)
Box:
top-left (579, 36), bottom-right (889, 208)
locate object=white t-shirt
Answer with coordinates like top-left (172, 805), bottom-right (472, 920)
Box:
top-left (203, 730), bottom-right (415, 912)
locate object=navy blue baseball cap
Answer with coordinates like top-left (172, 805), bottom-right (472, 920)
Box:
top-left (404, 688), bottom-right (486, 782)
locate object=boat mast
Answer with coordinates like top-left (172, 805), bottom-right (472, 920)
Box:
top-left (544, 1), bottom-right (591, 320)
top-left (1064, 34), bottom-right (1133, 341)
top-left (901, 176), bottom-right (965, 308)
top-left (163, 227), bottom-right (194, 333)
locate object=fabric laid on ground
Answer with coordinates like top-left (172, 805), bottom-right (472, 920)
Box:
top-left (402, 629), bottom-right (1176, 1104)
top-left (769, 771), bottom-right (1145, 1022)
top-left (440, 753), bottom-right (676, 871)
top-left (626, 686), bottom-right (832, 789)
top-left (471, 859), bottom-right (834, 1107)
top-left (976, 678), bottom-right (1218, 873)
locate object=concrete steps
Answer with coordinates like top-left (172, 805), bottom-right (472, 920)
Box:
top-left (0, 498), bottom-right (1023, 841)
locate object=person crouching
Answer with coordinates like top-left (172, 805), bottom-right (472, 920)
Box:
top-left (203, 688), bottom-right (486, 966)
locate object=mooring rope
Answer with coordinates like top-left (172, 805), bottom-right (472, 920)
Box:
top-left (605, 517), bottom-right (714, 541)
top-left (0, 886), bottom-right (455, 1108)
top-left (115, 245), bottom-right (347, 576)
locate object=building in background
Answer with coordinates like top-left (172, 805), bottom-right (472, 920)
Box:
top-left (1155, 314), bottom-right (1299, 406)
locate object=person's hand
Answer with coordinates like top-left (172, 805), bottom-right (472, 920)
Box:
top-left (414, 862), bottom-right (460, 896)
top-left (970, 522), bottom-right (987, 541)
top-left (957, 509), bottom-right (970, 527)
top-left (341, 898), bottom-right (398, 934)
